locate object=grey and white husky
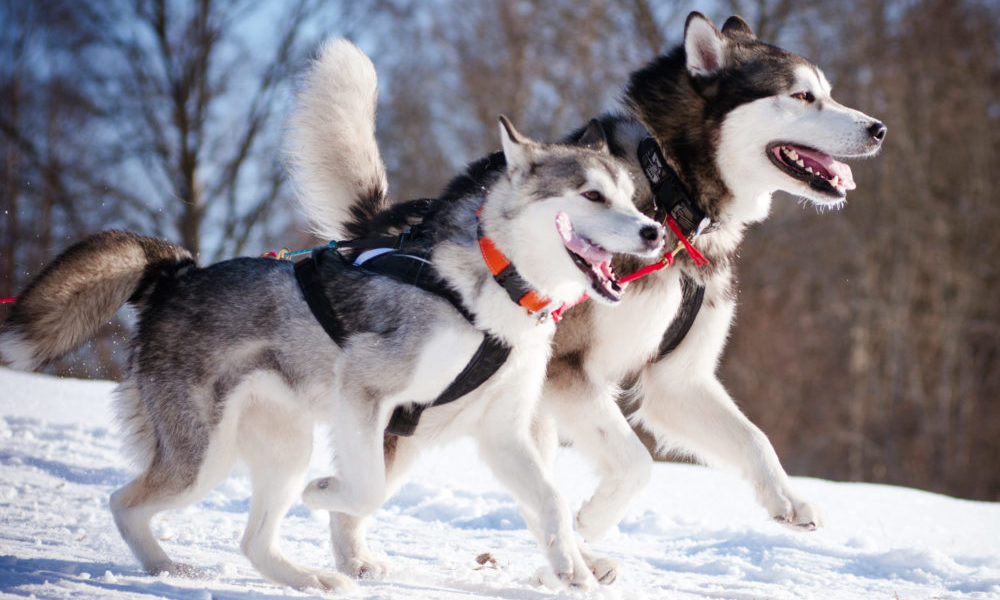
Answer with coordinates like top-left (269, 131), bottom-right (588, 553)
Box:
top-left (297, 13), bottom-right (887, 584)
top-left (0, 41), bottom-right (664, 590)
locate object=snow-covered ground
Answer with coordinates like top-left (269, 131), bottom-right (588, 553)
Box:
top-left (0, 367), bottom-right (997, 600)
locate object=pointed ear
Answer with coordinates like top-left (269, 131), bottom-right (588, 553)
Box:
top-left (498, 115), bottom-right (531, 172)
top-left (722, 15), bottom-right (756, 40)
top-left (577, 119), bottom-right (608, 153)
top-left (684, 12), bottom-right (727, 77)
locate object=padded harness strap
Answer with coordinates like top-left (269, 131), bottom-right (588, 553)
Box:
top-left (636, 136), bottom-right (709, 362)
top-left (294, 246), bottom-right (511, 437)
top-left (294, 252), bottom-right (348, 346)
top-left (654, 274), bottom-right (704, 361)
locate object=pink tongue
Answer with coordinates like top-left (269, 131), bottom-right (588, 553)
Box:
top-left (555, 211), bottom-right (612, 263)
top-left (795, 146), bottom-right (856, 190)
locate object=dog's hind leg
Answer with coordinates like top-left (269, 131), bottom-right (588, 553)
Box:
top-left (111, 472), bottom-right (209, 577)
top-left (110, 418), bottom-right (236, 577)
top-left (542, 374), bottom-right (652, 543)
top-left (536, 373), bottom-right (647, 584)
top-left (237, 393), bottom-right (354, 591)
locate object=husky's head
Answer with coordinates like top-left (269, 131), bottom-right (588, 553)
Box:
top-left (483, 116), bottom-right (664, 306)
top-left (627, 12), bottom-right (886, 224)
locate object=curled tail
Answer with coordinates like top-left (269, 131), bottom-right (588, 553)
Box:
top-left (286, 39), bottom-right (389, 241)
top-left (0, 230), bottom-right (193, 370)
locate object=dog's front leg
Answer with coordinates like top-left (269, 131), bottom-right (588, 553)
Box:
top-left (327, 433), bottom-right (425, 579)
top-left (302, 394), bottom-right (389, 517)
top-left (477, 392), bottom-right (597, 590)
top-left (638, 370), bottom-right (822, 530)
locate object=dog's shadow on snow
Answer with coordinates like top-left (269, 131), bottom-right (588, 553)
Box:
top-left (0, 451), bottom-right (130, 487)
top-left (0, 556), bottom-right (325, 600)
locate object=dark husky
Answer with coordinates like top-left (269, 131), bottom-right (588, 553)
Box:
top-left (293, 13), bottom-right (886, 584)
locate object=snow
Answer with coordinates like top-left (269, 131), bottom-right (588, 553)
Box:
top-left (1, 366), bottom-right (998, 600)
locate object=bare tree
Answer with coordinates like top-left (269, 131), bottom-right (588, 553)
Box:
top-left (368, 0), bottom-right (691, 199)
top-left (1, 0), bottom-right (345, 263)
top-left (1, 0), bottom-right (347, 376)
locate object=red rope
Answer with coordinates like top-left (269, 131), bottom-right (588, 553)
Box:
top-left (550, 293), bottom-right (587, 322)
top-left (550, 217), bottom-right (709, 320)
top-left (663, 214), bottom-right (710, 267)
top-left (620, 252), bottom-right (674, 285)
top-left (0, 297), bottom-right (16, 304)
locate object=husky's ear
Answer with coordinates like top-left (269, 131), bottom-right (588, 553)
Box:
top-left (722, 16), bottom-right (756, 40)
top-left (684, 12), bottom-right (727, 77)
top-left (498, 115), bottom-right (532, 173)
top-left (577, 119), bottom-right (608, 154)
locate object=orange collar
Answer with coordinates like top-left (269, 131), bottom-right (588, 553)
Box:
top-left (476, 208), bottom-right (557, 319)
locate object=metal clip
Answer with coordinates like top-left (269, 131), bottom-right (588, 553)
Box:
top-left (692, 217), bottom-right (712, 241)
top-left (666, 240), bottom-right (686, 261)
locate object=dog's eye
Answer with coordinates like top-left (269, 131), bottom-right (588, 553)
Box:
top-left (791, 91), bottom-right (815, 103)
top-left (582, 190), bottom-right (605, 203)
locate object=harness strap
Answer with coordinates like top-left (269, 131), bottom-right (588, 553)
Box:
top-left (360, 251), bottom-right (511, 436)
top-left (638, 136), bottom-right (711, 235)
top-left (293, 245), bottom-right (511, 437)
top-left (654, 275), bottom-right (705, 361)
top-left (386, 334), bottom-right (511, 436)
top-left (358, 251), bottom-right (476, 323)
top-left (636, 136), bottom-right (711, 362)
top-left (294, 252), bottom-right (348, 346)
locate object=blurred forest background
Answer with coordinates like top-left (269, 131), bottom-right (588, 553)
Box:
top-left (2, 0), bottom-right (998, 501)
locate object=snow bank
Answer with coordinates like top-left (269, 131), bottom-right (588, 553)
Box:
top-left (1, 367), bottom-right (997, 599)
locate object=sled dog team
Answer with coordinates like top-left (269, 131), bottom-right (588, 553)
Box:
top-left (0, 12), bottom-right (884, 591)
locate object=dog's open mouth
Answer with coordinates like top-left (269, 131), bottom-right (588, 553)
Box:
top-left (768, 143), bottom-right (857, 198)
top-left (554, 212), bottom-right (623, 303)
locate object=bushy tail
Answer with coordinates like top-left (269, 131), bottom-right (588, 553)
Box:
top-left (0, 230), bottom-right (193, 370)
top-left (286, 39), bottom-right (389, 241)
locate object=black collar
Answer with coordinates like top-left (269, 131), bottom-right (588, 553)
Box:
top-left (637, 137), bottom-right (713, 237)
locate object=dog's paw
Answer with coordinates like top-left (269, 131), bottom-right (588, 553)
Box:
top-left (548, 552), bottom-right (599, 590)
top-left (578, 542), bottom-right (619, 585)
top-left (289, 568), bottom-right (355, 592)
top-left (532, 565), bottom-right (597, 590)
top-left (575, 506), bottom-right (618, 543)
top-left (310, 569), bottom-right (356, 591)
top-left (587, 554), bottom-right (619, 585)
top-left (559, 571), bottom-right (597, 590)
top-left (765, 488), bottom-right (823, 531)
top-left (340, 556), bottom-right (388, 580)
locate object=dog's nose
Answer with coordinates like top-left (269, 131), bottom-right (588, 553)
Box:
top-left (867, 121), bottom-right (887, 142)
top-left (640, 224), bottom-right (665, 248)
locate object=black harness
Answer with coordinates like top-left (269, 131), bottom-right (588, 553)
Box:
top-left (637, 136), bottom-right (710, 362)
top-left (293, 243), bottom-right (510, 437)
top-left (292, 136), bottom-right (710, 437)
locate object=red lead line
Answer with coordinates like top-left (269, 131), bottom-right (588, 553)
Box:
top-left (662, 214), bottom-right (710, 267)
